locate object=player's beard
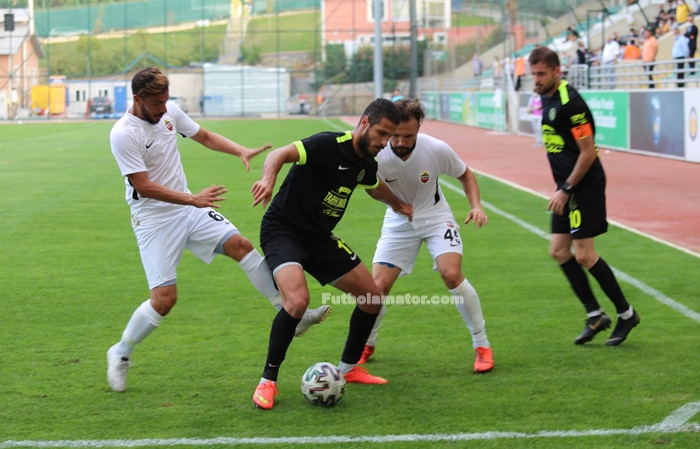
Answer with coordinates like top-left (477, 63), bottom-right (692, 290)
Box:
top-left (357, 130), bottom-right (376, 157)
top-left (391, 141), bottom-right (416, 159)
top-left (139, 103), bottom-right (161, 125)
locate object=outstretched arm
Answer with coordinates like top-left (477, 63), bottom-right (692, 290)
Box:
top-left (190, 126), bottom-right (272, 171)
top-left (366, 179), bottom-right (413, 222)
top-left (457, 167), bottom-right (488, 227)
top-left (251, 143), bottom-right (300, 207)
top-left (127, 171), bottom-right (227, 208)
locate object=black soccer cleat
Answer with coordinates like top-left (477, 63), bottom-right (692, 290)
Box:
top-left (606, 311), bottom-right (640, 346)
top-left (574, 313), bottom-right (612, 345)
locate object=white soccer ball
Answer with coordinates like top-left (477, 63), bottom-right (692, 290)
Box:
top-left (301, 362), bottom-right (346, 407)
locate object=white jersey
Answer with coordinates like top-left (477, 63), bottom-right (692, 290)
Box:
top-left (377, 133), bottom-right (466, 228)
top-left (110, 104), bottom-right (200, 220)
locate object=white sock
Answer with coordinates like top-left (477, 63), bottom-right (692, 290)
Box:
top-left (259, 377), bottom-right (275, 385)
top-left (451, 279), bottom-right (490, 349)
top-left (116, 299), bottom-right (163, 358)
top-left (587, 309), bottom-right (605, 318)
top-left (619, 306), bottom-right (634, 320)
top-left (337, 362), bottom-right (354, 374)
top-left (365, 303), bottom-right (386, 347)
top-left (238, 249), bottom-right (282, 310)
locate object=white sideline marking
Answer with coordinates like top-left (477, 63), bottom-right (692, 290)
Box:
top-left (439, 179), bottom-right (700, 325)
top-left (2, 402), bottom-right (698, 447)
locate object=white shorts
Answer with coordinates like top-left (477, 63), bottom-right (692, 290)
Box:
top-left (131, 207), bottom-right (239, 289)
top-left (372, 219), bottom-right (463, 275)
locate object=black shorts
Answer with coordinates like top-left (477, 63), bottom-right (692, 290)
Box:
top-left (551, 189), bottom-right (608, 239)
top-left (261, 229), bottom-right (362, 286)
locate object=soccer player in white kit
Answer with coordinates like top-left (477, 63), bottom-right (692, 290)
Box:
top-left (107, 67), bottom-right (329, 392)
top-left (362, 98), bottom-right (494, 373)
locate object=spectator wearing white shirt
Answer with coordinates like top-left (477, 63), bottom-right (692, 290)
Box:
top-left (601, 35), bottom-right (621, 89)
top-left (672, 27), bottom-right (690, 87)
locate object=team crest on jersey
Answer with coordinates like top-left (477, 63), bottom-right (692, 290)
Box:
top-left (164, 119), bottom-right (174, 132)
top-left (419, 171), bottom-right (430, 184)
top-left (548, 108), bottom-right (556, 121)
top-left (357, 169), bottom-right (366, 182)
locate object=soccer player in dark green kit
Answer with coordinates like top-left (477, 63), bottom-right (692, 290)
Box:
top-left (250, 98), bottom-right (413, 409)
top-left (529, 46), bottom-right (640, 346)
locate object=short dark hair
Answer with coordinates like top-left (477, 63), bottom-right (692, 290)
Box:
top-left (393, 98), bottom-right (425, 126)
top-left (528, 46), bottom-right (560, 69)
top-left (132, 67), bottom-right (169, 99)
top-left (361, 98), bottom-right (400, 127)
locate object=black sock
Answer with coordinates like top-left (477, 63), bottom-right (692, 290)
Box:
top-left (559, 257), bottom-right (601, 314)
top-left (262, 307), bottom-right (301, 381)
top-left (341, 306), bottom-right (379, 364)
top-left (588, 257), bottom-right (630, 314)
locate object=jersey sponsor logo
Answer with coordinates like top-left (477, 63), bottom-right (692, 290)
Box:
top-left (322, 186), bottom-right (352, 218)
top-left (571, 123), bottom-right (593, 140)
top-left (146, 141), bottom-right (154, 149)
top-left (420, 171), bottom-right (430, 184)
top-left (338, 165), bottom-right (350, 170)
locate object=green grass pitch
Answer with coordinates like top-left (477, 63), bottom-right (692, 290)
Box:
top-left (0, 118), bottom-right (699, 448)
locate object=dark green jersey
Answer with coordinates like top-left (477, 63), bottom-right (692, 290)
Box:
top-left (264, 131), bottom-right (379, 239)
top-left (541, 80), bottom-right (605, 189)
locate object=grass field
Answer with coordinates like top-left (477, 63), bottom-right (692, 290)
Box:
top-left (1, 118), bottom-right (699, 448)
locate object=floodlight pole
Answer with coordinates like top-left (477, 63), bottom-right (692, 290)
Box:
top-left (373, 0), bottom-right (383, 99)
top-left (409, 0), bottom-right (417, 98)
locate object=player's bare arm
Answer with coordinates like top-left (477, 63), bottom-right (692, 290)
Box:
top-left (251, 143), bottom-right (300, 207)
top-left (547, 134), bottom-right (597, 216)
top-left (127, 171), bottom-right (227, 208)
top-left (457, 167), bottom-right (488, 228)
top-left (191, 127), bottom-right (272, 171)
top-left (366, 179), bottom-right (414, 221)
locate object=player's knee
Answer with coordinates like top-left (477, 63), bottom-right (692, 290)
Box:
top-left (575, 252), bottom-right (597, 269)
top-left (223, 234), bottom-right (254, 261)
top-left (549, 246), bottom-right (571, 263)
top-left (151, 293), bottom-right (177, 315)
top-left (440, 269), bottom-right (463, 289)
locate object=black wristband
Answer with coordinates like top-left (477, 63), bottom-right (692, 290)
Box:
top-left (560, 182), bottom-right (573, 194)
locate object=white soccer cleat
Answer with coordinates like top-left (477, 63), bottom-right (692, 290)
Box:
top-left (107, 343), bottom-right (132, 392)
top-left (295, 305), bottom-right (332, 337)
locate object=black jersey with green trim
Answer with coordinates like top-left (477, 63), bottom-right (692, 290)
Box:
top-left (264, 131), bottom-right (379, 238)
top-left (541, 80), bottom-right (605, 187)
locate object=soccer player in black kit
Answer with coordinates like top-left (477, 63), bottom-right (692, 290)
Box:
top-left (250, 98), bottom-right (413, 410)
top-left (528, 46), bottom-right (640, 347)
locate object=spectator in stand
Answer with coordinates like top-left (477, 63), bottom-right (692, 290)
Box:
top-left (669, 16), bottom-right (679, 32)
top-left (661, 18), bottom-right (671, 35)
top-left (576, 41), bottom-right (588, 64)
top-left (642, 27), bottom-right (659, 89)
top-left (672, 27), bottom-right (690, 87)
top-left (473, 53), bottom-right (483, 78)
top-left (514, 56), bottom-right (526, 91)
top-left (654, 6), bottom-right (666, 31)
top-left (526, 91), bottom-right (544, 146)
top-left (667, 0), bottom-right (677, 16)
top-left (690, 0), bottom-right (700, 15)
top-left (493, 56), bottom-right (503, 78)
top-left (602, 35), bottom-right (621, 89)
top-left (685, 15), bottom-right (698, 75)
top-left (623, 39), bottom-right (641, 60)
top-left (677, 0), bottom-right (691, 24)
